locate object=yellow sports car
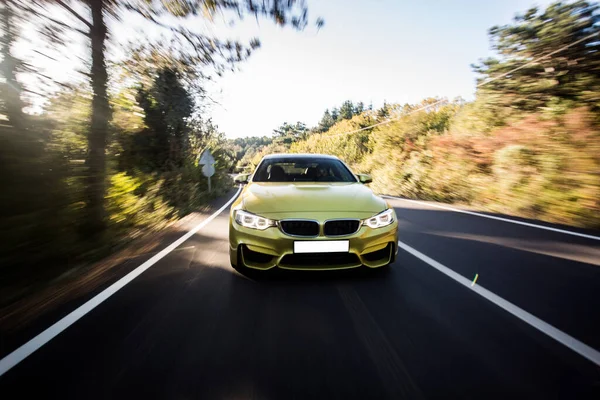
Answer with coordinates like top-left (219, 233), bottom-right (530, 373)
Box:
top-left (229, 154), bottom-right (398, 271)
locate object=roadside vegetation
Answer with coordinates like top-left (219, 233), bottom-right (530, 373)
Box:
top-left (0, 0), bottom-right (320, 302)
top-left (234, 1), bottom-right (600, 230)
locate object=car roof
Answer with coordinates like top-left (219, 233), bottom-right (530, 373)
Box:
top-left (262, 153), bottom-right (340, 160)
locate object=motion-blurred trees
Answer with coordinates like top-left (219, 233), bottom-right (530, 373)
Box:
top-left (473, 0), bottom-right (600, 113)
top-left (377, 101), bottom-right (391, 120)
top-left (227, 136), bottom-right (274, 171)
top-left (18, 0), bottom-right (321, 236)
top-left (273, 121), bottom-right (308, 143)
top-left (0, 0), bottom-right (25, 131)
top-left (315, 100), bottom-right (365, 133)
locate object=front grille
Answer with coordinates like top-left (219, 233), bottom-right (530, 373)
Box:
top-left (324, 220), bottom-right (360, 236)
top-left (280, 253), bottom-right (360, 268)
top-left (280, 220), bottom-right (319, 237)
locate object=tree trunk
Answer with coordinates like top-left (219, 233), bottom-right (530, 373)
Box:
top-left (0, 0), bottom-right (25, 132)
top-left (82, 0), bottom-right (109, 237)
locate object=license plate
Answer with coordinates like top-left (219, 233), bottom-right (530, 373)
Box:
top-left (294, 240), bottom-right (349, 254)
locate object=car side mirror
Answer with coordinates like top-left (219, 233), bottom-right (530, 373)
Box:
top-left (234, 173), bottom-right (250, 184)
top-left (357, 174), bottom-right (372, 184)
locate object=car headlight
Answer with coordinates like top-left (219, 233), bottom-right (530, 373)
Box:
top-left (363, 208), bottom-right (395, 229)
top-left (234, 210), bottom-right (276, 230)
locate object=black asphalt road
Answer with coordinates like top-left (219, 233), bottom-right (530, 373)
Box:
top-left (1, 191), bottom-right (600, 399)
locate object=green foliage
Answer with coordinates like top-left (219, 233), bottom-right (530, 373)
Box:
top-left (106, 173), bottom-right (174, 230)
top-left (377, 101), bottom-right (391, 119)
top-left (450, 94), bottom-right (515, 135)
top-left (338, 100), bottom-right (356, 120)
top-left (473, 1), bottom-right (600, 113)
top-left (285, 90), bottom-right (600, 229)
top-left (272, 121), bottom-right (308, 142)
top-left (119, 68), bottom-right (194, 171)
top-left (0, 62), bottom-right (234, 297)
top-left (317, 109), bottom-right (336, 132)
top-left (249, 142), bottom-right (290, 167)
top-left (227, 136), bottom-right (275, 171)
top-left (314, 100), bottom-right (365, 133)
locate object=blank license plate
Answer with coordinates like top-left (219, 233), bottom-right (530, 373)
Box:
top-left (294, 241), bottom-right (349, 254)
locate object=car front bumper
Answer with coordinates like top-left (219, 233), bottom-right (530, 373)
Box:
top-left (229, 219), bottom-right (398, 270)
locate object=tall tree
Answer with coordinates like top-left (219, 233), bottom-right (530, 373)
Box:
top-left (131, 68), bottom-right (194, 170)
top-left (273, 121), bottom-right (308, 142)
top-left (40, 0), bottom-right (321, 236)
top-left (86, 0), bottom-right (110, 234)
top-left (354, 101), bottom-right (365, 114)
top-left (331, 107), bottom-right (339, 121)
top-left (317, 109), bottom-right (335, 132)
top-left (377, 100), bottom-right (390, 119)
top-left (338, 100), bottom-right (355, 120)
top-left (473, 1), bottom-right (600, 111)
top-left (294, 121), bottom-right (308, 140)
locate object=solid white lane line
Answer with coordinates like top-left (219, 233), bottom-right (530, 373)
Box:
top-left (384, 196), bottom-right (600, 241)
top-left (0, 187), bottom-right (242, 377)
top-left (397, 240), bottom-right (600, 367)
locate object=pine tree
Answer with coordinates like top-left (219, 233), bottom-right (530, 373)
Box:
top-left (318, 109), bottom-right (335, 132)
top-left (338, 100), bottom-right (355, 120)
top-left (355, 101), bottom-right (365, 114)
top-left (331, 107), bottom-right (339, 121)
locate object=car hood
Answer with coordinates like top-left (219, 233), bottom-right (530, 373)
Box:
top-left (241, 182), bottom-right (387, 215)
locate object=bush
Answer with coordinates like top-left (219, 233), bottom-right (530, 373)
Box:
top-left (288, 103), bottom-right (600, 229)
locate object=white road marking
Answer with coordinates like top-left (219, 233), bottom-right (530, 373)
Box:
top-left (397, 240), bottom-right (600, 367)
top-left (384, 196), bottom-right (600, 241)
top-left (0, 187), bottom-right (242, 377)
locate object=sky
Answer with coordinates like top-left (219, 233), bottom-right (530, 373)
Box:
top-left (205, 0), bottom-right (552, 138)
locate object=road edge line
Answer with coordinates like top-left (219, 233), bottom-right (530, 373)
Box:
top-left (397, 240), bottom-right (600, 367)
top-left (383, 196), bottom-right (600, 241)
top-left (0, 186), bottom-right (242, 377)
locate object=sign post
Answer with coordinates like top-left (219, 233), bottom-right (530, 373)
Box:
top-left (199, 149), bottom-right (216, 192)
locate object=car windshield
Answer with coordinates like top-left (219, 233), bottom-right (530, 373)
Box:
top-left (253, 157), bottom-right (357, 183)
